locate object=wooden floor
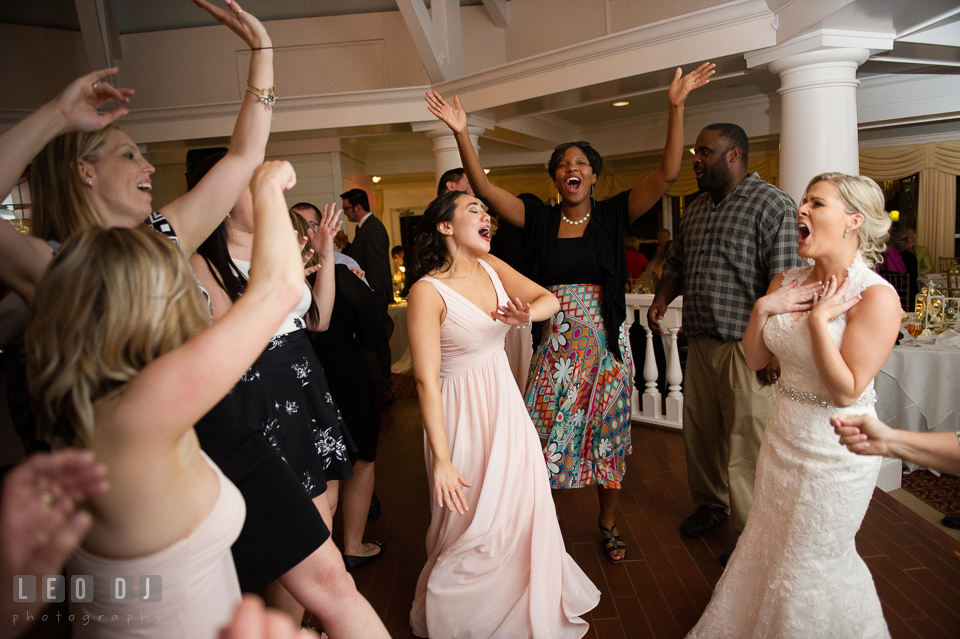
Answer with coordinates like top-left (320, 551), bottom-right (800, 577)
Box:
top-left (338, 395), bottom-right (960, 638)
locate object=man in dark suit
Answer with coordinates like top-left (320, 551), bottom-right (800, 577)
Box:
top-left (342, 189), bottom-right (392, 307)
top-left (341, 188), bottom-right (395, 405)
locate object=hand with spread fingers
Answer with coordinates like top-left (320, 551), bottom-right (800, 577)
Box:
top-left (53, 67), bottom-right (134, 133)
top-left (491, 297), bottom-right (532, 326)
top-left (425, 90), bottom-right (467, 135)
top-left (754, 278), bottom-right (824, 319)
top-left (0, 450), bottom-right (108, 631)
top-left (190, 0), bottom-right (271, 49)
top-left (432, 459), bottom-right (472, 516)
top-left (668, 61), bottom-right (716, 108)
top-left (809, 275), bottom-right (861, 325)
top-left (306, 203), bottom-right (343, 261)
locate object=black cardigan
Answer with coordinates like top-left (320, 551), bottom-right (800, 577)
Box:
top-left (522, 190), bottom-right (632, 362)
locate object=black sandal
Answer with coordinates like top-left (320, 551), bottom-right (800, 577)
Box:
top-left (599, 522), bottom-right (626, 563)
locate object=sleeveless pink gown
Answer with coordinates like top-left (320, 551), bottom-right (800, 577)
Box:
top-left (410, 259), bottom-right (600, 639)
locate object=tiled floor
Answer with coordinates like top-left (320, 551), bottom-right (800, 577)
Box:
top-left (342, 396), bottom-right (960, 638)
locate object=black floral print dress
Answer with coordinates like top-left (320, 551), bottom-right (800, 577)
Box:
top-left (232, 259), bottom-right (355, 498)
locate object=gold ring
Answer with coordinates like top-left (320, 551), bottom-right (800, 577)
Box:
top-left (41, 491), bottom-right (55, 507)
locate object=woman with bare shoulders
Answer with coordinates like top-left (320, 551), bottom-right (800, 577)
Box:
top-left (27, 160), bottom-right (303, 638)
top-left (0, 2), bottom-right (388, 635)
top-left (406, 191), bottom-right (600, 638)
top-left (687, 173), bottom-right (901, 638)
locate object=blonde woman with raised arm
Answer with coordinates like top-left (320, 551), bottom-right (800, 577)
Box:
top-left (687, 173), bottom-right (902, 638)
top-left (3, 5), bottom-right (389, 634)
top-left (26, 160), bottom-right (304, 638)
top-left (406, 191), bottom-right (600, 639)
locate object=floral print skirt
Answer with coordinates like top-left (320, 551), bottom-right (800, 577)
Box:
top-left (524, 284), bottom-right (634, 490)
top-left (235, 329), bottom-right (355, 498)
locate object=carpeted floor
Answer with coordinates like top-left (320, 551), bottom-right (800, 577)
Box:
top-left (900, 470), bottom-right (960, 516)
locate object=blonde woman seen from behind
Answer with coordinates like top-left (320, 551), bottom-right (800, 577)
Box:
top-left (687, 173), bottom-right (902, 638)
top-left (26, 161), bottom-right (305, 638)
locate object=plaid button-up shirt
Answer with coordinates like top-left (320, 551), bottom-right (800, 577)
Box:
top-left (662, 173), bottom-right (801, 341)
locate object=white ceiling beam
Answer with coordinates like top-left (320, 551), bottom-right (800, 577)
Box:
top-left (396, 0), bottom-right (464, 84)
top-left (481, 0), bottom-right (509, 28)
top-left (74, 0), bottom-right (122, 70)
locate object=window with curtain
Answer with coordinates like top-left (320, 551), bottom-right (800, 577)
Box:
top-left (880, 174), bottom-right (919, 230)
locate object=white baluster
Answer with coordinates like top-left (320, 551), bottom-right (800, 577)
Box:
top-left (622, 310), bottom-right (641, 420)
top-left (665, 327), bottom-right (683, 424)
top-left (642, 325), bottom-right (662, 420)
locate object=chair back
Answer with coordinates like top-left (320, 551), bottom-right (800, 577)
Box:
top-left (879, 272), bottom-right (910, 310)
top-left (938, 256), bottom-right (960, 274)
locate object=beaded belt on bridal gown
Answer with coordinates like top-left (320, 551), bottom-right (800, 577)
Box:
top-left (776, 380), bottom-right (877, 410)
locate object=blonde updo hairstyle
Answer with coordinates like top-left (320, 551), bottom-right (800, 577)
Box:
top-left (26, 226), bottom-right (210, 447)
top-left (30, 124), bottom-right (117, 244)
top-left (804, 172), bottom-right (890, 268)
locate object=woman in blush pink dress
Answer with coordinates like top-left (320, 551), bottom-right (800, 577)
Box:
top-left (406, 191), bottom-right (600, 639)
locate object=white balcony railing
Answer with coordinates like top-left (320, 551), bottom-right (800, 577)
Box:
top-left (624, 294), bottom-right (684, 430)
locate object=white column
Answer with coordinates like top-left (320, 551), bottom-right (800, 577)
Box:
top-left (414, 121), bottom-right (485, 184)
top-left (766, 48), bottom-right (870, 203)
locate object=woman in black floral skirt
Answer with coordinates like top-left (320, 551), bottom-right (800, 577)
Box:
top-left (191, 183), bottom-right (357, 517)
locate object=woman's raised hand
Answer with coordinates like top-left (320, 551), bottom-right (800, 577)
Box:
top-left (190, 0), bottom-right (271, 49)
top-left (425, 90), bottom-right (467, 134)
top-left (433, 459), bottom-right (472, 515)
top-left (492, 297), bottom-right (532, 326)
top-left (755, 279), bottom-right (823, 318)
top-left (809, 275), bottom-right (861, 325)
top-left (306, 202), bottom-right (343, 260)
top-left (53, 68), bottom-right (134, 133)
top-left (668, 61), bottom-right (716, 108)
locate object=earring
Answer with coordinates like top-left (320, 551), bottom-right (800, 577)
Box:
top-left (591, 184), bottom-right (596, 209)
top-left (83, 178), bottom-right (92, 186)
top-left (843, 229), bottom-right (850, 238)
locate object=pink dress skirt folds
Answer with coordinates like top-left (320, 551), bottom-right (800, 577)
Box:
top-left (68, 451), bottom-right (245, 639)
top-left (410, 259), bottom-right (600, 639)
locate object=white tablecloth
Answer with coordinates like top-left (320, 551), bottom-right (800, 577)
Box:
top-left (876, 339), bottom-right (960, 471)
top-left (388, 302), bottom-right (412, 374)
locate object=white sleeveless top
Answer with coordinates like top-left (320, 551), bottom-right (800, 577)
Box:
top-left (232, 258), bottom-right (312, 337)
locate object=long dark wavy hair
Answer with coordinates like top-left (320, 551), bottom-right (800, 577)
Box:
top-left (190, 154), bottom-right (318, 326)
top-left (407, 190), bottom-right (467, 285)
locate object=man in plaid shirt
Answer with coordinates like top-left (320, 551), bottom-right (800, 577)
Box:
top-left (648, 123), bottom-right (800, 555)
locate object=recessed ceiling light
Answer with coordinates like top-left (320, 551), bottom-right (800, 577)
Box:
top-left (483, 169), bottom-right (490, 174)
top-left (372, 176), bottom-right (382, 183)
top-left (689, 148), bottom-right (695, 155)
top-left (613, 101), bottom-right (629, 107)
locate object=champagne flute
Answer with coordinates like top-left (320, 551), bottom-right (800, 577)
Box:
top-left (906, 321), bottom-right (924, 347)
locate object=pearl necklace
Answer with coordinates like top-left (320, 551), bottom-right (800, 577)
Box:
top-left (560, 209), bottom-right (591, 226)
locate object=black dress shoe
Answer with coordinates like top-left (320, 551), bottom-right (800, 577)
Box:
top-left (368, 492), bottom-right (381, 520)
top-left (942, 515), bottom-right (960, 530)
top-left (680, 505), bottom-right (729, 537)
top-left (343, 541), bottom-right (384, 572)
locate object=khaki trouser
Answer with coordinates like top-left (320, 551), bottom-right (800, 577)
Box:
top-left (683, 336), bottom-right (775, 533)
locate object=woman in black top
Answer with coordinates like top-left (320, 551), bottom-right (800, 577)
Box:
top-left (425, 61), bottom-right (714, 563)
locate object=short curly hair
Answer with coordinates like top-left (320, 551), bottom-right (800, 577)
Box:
top-left (547, 142), bottom-right (602, 180)
top-left (804, 172), bottom-right (890, 268)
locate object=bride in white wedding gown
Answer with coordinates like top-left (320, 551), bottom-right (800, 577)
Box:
top-left (687, 173), bottom-right (902, 639)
